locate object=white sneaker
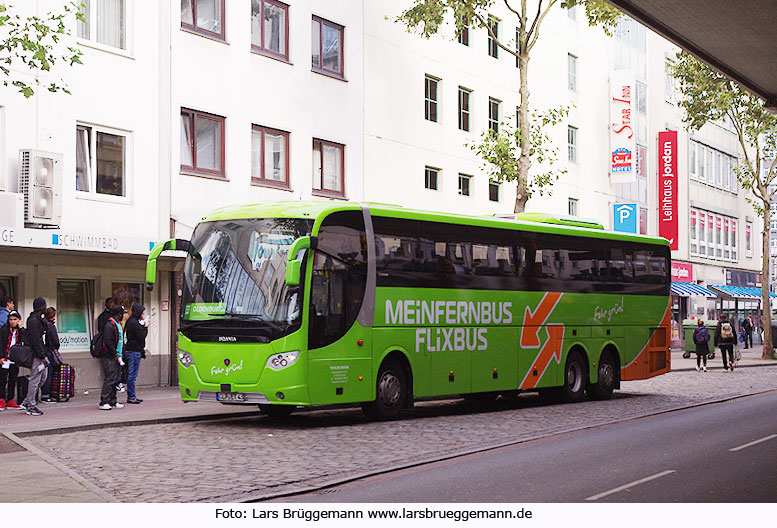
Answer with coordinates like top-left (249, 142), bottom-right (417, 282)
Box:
top-left (696, 366), bottom-right (700, 372)
top-left (113, 403), bottom-right (124, 409)
top-left (99, 404), bottom-right (112, 410)
top-left (703, 366), bottom-right (707, 372)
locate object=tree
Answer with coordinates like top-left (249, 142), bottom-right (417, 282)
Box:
top-left (671, 51), bottom-right (777, 360)
top-left (0, 1), bottom-right (84, 98)
top-left (397, 0), bottom-right (621, 212)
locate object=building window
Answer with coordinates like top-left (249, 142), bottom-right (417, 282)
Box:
top-left (57, 280), bottom-right (91, 351)
top-left (180, 109), bottom-right (225, 178)
top-left (489, 182), bottom-right (500, 202)
top-left (568, 5), bottom-right (577, 20)
top-left (567, 54), bottom-right (577, 92)
top-left (458, 174), bottom-right (471, 196)
top-left (425, 75), bottom-right (439, 122)
top-left (640, 208), bottom-right (647, 235)
top-left (699, 212), bottom-right (707, 256)
top-left (732, 220), bottom-right (737, 260)
top-left (181, 0), bottom-right (225, 40)
top-left (724, 219), bottom-right (731, 260)
top-left (251, 0), bottom-right (289, 61)
top-left (568, 198), bottom-right (578, 216)
top-left (458, 87), bottom-right (471, 131)
top-left (746, 222), bottom-right (752, 257)
top-left (457, 16), bottom-right (469, 46)
top-left (487, 16), bottom-right (499, 58)
top-left (251, 125), bottom-right (290, 188)
top-left (313, 139), bottom-right (344, 197)
top-left (568, 125), bottom-right (578, 163)
top-left (112, 282), bottom-right (143, 314)
top-left (488, 98), bottom-right (500, 134)
top-left (690, 210), bottom-right (697, 255)
top-left (76, 124), bottom-right (127, 197)
top-left (425, 166), bottom-right (439, 191)
top-left (77, 0), bottom-right (126, 49)
top-left (665, 60), bottom-right (675, 102)
top-left (312, 16), bottom-right (344, 78)
top-left (689, 142), bottom-right (697, 180)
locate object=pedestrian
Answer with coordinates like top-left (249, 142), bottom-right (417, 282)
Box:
top-left (742, 315), bottom-right (754, 349)
top-left (115, 307), bottom-right (129, 393)
top-left (124, 303), bottom-right (148, 404)
top-left (692, 319), bottom-right (710, 372)
top-left (714, 314), bottom-right (737, 372)
top-left (96, 297), bottom-right (115, 340)
top-left (40, 307), bottom-right (62, 403)
top-left (0, 297), bottom-right (14, 327)
top-left (22, 297), bottom-right (49, 416)
top-left (0, 310), bottom-right (26, 411)
top-left (98, 305), bottom-right (125, 410)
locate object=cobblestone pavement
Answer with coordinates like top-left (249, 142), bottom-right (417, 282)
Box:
top-left (28, 365), bottom-right (777, 503)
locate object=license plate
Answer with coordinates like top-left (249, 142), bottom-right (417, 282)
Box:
top-left (217, 392), bottom-right (245, 402)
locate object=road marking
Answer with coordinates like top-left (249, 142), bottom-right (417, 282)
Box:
top-left (729, 434), bottom-right (777, 452)
top-left (585, 470), bottom-right (676, 501)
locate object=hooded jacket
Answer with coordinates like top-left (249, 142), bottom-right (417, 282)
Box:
top-left (125, 303), bottom-right (148, 354)
top-left (26, 310), bottom-right (47, 359)
top-left (101, 306), bottom-right (124, 358)
top-left (45, 319), bottom-right (60, 353)
top-left (0, 323), bottom-right (27, 358)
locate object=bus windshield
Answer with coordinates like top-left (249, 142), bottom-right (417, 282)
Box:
top-left (182, 218), bottom-right (313, 335)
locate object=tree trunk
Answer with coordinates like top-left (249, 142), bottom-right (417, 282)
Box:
top-left (514, 42), bottom-right (530, 213)
top-left (762, 204), bottom-right (773, 359)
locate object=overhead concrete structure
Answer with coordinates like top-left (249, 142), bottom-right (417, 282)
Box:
top-left (607, 0), bottom-right (777, 111)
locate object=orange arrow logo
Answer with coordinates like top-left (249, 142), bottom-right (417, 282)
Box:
top-left (520, 292), bottom-right (563, 348)
top-left (520, 324), bottom-right (564, 389)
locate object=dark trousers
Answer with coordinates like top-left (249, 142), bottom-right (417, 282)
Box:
top-left (720, 344), bottom-right (735, 368)
top-left (744, 331), bottom-right (753, 349)
top-left (0, 363), bottom-right (19, 401)
top-left (696, 353), bottom-right (707, 367)
top-left (100, 357), bottom-right (119, 406)
top-left (41, 352), bottom-right (56, 398)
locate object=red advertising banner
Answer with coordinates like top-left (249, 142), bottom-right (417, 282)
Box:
top-left (658, 131), bottom-right (678, 249)
top-left (671, 262), bottom-right (693, 282)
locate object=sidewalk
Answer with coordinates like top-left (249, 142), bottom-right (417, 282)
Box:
top-left (0, 386), bottom-right (260, 503)
top-left (670, 344), bottom-right (777, 371)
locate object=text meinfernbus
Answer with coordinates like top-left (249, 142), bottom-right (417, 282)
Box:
top-left (146, 201), bottom-right (670, 419)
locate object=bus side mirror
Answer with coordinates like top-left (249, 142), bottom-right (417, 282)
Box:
top-left (285, 236), bottom-right (318, 286)
top-left (146, 239), bottom-right (192, 291)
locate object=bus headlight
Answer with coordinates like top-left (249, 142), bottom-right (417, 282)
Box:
top-left (178, 350), bottom-right (195, 368)
top-left (266, 351), bottom-right (300, 371)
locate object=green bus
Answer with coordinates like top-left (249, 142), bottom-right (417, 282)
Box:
top-left (146, 201), bottom-right (671, 420)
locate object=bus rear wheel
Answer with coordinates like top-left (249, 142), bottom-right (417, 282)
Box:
top-left (560, 351), bottom-right (587, 403)
top-left (361, 359), bottom-right (407, 421)
top-left (258, 404), bottom-right (296, 418)
top-left (586, 352), bottom-right (617, 400)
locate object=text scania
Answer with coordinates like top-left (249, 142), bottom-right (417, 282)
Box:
top-left (385, 300), bottom-right (512, 353)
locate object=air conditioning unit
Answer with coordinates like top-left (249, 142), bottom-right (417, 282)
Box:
top-left (19, 149), bottom-right (63, 228)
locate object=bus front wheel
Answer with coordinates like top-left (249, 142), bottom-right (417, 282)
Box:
top-left (361, 359), bottom-right (407, 421)
top-left (258, 404), bottom-right (296, 418)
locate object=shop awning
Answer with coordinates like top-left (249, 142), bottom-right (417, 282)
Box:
top-left (670, 282), bottom-right (717, 297)
top-left (707, 284), bottom-right (777, 299)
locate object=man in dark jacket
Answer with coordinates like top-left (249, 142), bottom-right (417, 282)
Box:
top-left (96, 298), bottom-right (115, 338)
top-left (124, 303), bottom-right (148, 404)
top-left (99, 305), bottom-right (124, 410)
top-left (40, 307), bottom-right (61, 403)
top-left (0, 310), bottom-right (26, 410)
top-left (22, 297), bottom-right (49, 415)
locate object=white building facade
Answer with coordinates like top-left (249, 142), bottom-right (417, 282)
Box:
top-left (0, 0), bottom-right (765, 389)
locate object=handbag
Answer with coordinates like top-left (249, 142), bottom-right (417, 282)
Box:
top-left (9, 344), bottom-right (34, 369)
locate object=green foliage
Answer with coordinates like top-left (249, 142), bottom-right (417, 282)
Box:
top-left (564, 1), bottom-right (622, 36)
top-left (467, 106), bottom-right (569, 198)
top-left (0, 1), bottom-right (84, 97)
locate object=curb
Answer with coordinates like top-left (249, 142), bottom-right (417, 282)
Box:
top-left (671, 361), bottom-right (777, 372)
top-left (233, 387), bottom-right (777, 503)
top-left (10, 409), bottom-right (262, 438)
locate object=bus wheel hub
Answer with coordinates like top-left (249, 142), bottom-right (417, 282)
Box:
top-left (378, 372), bottom-right (401, 406)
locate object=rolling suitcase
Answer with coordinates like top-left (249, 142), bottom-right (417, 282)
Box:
top-left (50, 364), bottom-right (75, 402)
top-left (16, 374), bottom-right (29, 404)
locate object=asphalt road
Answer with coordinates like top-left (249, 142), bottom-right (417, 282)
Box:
top-left (281, 390), bottom-right (777, 503)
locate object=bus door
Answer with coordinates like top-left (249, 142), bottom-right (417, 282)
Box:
top-left (307, 210), bottom-right (373, 405)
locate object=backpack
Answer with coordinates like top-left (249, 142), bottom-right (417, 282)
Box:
top-left (90, 319), bottom-right (118, 358)
top-left (696, 327), bottom-right (710, 344)
top-left (720, 322), bottom-right (733, 340)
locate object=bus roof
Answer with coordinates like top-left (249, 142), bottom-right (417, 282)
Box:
top-left (200, 200), bottom-right (669, 247)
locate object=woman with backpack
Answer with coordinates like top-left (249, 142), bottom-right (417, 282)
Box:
top-left (692, 319), bottom-right (710, 372)
top-left (714, 315), bottom-right (737, 372)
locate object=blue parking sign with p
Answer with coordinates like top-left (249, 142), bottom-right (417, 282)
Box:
top-left (613, 203), bottom-right (637, 233)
